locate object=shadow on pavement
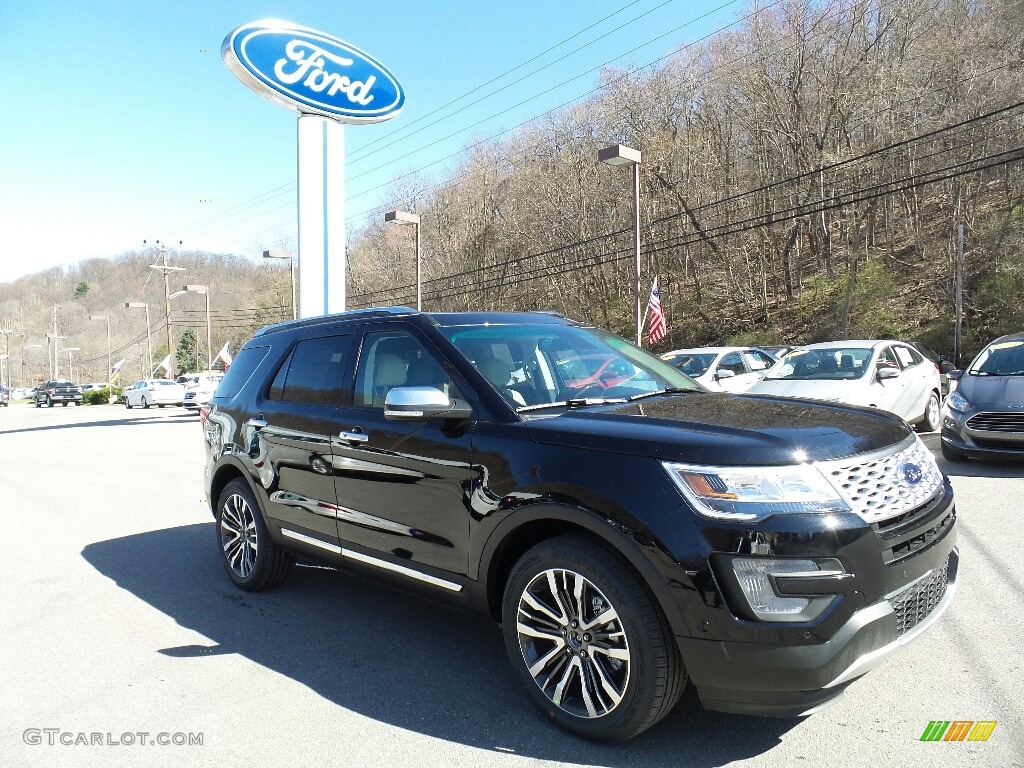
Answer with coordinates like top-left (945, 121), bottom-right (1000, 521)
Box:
top-left (82, 523), bottom-right (797, 766)
top-left (0, 415), bottom-right (195, 436)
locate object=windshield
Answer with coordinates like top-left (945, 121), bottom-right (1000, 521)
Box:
top-left (663, 353), bottom-right (716, 377)
top-left (764, 348), bottom-right (873, 381)
top-left (440, 323), bottom-right (699, 410)
top-left (968, 339), bottom-right (1024, 376)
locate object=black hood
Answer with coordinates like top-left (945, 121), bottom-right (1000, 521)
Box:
top-left (524, 392), bottom-right (910, 465)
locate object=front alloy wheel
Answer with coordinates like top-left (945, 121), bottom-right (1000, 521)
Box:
top-left (516, 568), bottom-right (631, 719)
top-left (502, 534), bottom-right (685, 741)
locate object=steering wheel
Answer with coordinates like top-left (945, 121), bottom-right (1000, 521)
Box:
top-left (569, 382), bottom-right (608, 399)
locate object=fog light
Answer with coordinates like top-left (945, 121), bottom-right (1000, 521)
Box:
top-left (731, 558), bottom-right (838, 622)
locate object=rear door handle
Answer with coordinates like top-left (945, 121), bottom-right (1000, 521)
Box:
top-left (339, 430), bottom-right (369, 443)
top-left (246, 418), bottom-right (268, 430)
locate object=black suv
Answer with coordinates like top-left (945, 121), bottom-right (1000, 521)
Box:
top-left (34, 380), bottom-right (83, 407)
top-left (203, 309), bottom-right (957, 741)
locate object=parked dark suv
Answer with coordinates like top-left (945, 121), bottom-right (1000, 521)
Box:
top-left (34, 380), bottom-right (83, 407)
top-left (203, 308), bottom-right (958, 741)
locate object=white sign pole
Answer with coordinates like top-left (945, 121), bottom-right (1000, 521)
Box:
top-left (297, 115), bottom-right (346, 317)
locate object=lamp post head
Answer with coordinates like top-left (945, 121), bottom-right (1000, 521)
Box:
top-left (597, 144), bottom-right (642, 166)
top-left (88, 315), bottom-right (108, 322)
top-left (262, 249), bottom-right (293, 260)
top-left (125, 302), bottom-right (147, 309)
top-left (183, 284), bottom-right (208, 294)
top-left (385, 210), bottom-right (420, 225)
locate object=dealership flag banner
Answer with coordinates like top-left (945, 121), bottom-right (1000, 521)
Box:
top-left (110, 358), bottom-right (126, 384)
top-left (647, 277), bottom-right (667, 345)
top-left (156, 354), bottom-right (172, 377)
top-left (216, 342), bottom-right (233, 369)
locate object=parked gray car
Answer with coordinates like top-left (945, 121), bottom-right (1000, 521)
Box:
top-left (940, 331), bottom-right (1024, 461)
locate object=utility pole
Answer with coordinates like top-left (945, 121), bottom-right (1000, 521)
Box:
top-left (0, 327), bottom-right (11, 391)
top-left (954, 223), bottom-right (965, 368)
top-left (146, 240), bottom-right (185, 379)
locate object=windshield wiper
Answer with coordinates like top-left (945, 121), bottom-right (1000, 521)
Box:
top-left (628, 388), bottom-right (695, 402)
top-left (516, 397), bottom-right (626, 413)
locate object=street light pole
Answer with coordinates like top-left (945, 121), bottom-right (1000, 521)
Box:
top-left (598, 144), bottom-right (643, 345)
top-left (60, 348), bottom-right (81, 383)
top-left (124, 302), bottom-right (153, 376)
top-left (89, 315), bottom-right (112, 403)
top-left (384, 211), bottom-right (422, 310)
top-left (262, 250), bottom-right (296, 320)
top-left (22, 343), bottom-right (42, 387)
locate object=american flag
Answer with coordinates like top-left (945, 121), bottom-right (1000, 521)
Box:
top-left (647, 277), bottom-right (667, 345)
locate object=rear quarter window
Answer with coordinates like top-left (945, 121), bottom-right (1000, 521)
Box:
top-left (214, 345), bottom-right (271, 399)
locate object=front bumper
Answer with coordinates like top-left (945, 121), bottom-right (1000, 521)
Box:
top-left (679, 546), bottom-right (957, 716)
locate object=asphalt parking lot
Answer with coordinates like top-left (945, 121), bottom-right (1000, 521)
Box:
top-left (1, 404), bottom-right (1021, 768)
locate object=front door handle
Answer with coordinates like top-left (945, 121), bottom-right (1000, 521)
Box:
top-left (339, 430), bottom-right (369, 444)
top-left (246, 418), bottom-right (268, 430)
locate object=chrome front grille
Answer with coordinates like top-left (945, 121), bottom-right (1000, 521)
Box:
top-left (966, 412), bottom-right (1024, 432)
top-left (889, 558), bottom-right (950, 635)
top-left (819, 438), bottom-right (943, 524)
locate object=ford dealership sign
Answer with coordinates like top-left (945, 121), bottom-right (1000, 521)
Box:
top-left (222, 20), bottom-right (404, 124)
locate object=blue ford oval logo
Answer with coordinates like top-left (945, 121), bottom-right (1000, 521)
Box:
top-left (223, 21), bottom-right (404, 124)
top-left (899, 462), bottom-right (923, 485)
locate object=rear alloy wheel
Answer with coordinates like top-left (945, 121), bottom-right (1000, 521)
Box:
top-left (141, 396), bottom-right (149, 409)
top-left (916, 391), bottom-right (941, 433)
top-left (215, 479), bottom-right (293, 591)
top-left (502, 534), bottom-right (685, 741)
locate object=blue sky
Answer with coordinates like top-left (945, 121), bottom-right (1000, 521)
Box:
top-left (0, 0), bottom-right (742, 284)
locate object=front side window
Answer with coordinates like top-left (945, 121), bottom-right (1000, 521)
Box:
top-left (354, 330), bottom-right (463, 408)
top-left (717, 352), bottom-right (746, 376)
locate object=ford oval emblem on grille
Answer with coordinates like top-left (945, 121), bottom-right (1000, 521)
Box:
top-left (899, 462), bottom-right (923, 485)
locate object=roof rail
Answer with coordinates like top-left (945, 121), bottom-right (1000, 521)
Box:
top-left (254, 306), bottom-right (416, 336)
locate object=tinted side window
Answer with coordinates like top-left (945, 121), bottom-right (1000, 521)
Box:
top-left (216, 345), bottom-right (271, 399)
top-left (276, 335), bottom-right (350, 406)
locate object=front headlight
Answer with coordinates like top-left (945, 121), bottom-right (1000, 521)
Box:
top-left (662, 462), bottom-right (850, 521)
top-left (945, 390), bottom-right (971, 413)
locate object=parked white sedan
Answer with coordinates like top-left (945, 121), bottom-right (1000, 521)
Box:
top-left (747, 340), bottom-right (942, 431)
top-left (182, 373), bottom-right (224, 411)
top-left (124, 379), bottom-right (186, 409)
top-left (661, 346), bottom-right (776, 392)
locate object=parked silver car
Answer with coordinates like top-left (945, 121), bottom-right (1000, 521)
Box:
top-left (749, 340), bottom-right (942, 432)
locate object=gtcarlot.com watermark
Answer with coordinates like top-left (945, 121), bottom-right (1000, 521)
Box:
top-left (24, 729), bottom-right (203, 747)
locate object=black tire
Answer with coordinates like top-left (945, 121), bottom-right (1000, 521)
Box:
top-left (34, 400), bottom-right (41, 408)
top-left (62, 402), bottom-right (68, 407)
top-left (141, 396), bottom-right (149, 409)
top-left (157, 403), bottom-right (165, 408)
top-left (47, 396), bottom-right (53, 408)
top-left (125, 398), bottom-right (133, 409)
top-left (215, 478), bottom-right (293, 591)
top-left (916, 391), bottom-right (941, 433)
top-left (501, 533), bottom-right (686, 741)
top-left (941, 440), bottom-right (966, 462)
